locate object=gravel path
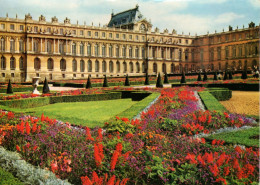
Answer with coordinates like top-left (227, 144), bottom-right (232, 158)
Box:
top-left (220, 91), bottom-right (259, 116)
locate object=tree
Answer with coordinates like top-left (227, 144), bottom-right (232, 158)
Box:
top-left (213, 71), bottom-right (218, 81)
top-left (197, 72), bottom-right (202, 81)
top-left (86, 75), bottom-right (92, 89)
top-left (156, 73), bottom-right (163, 88)
top-left (103, 75), bottom-right (109, 87)
top-left (163, 72), bottom-right (169, 84)
top-left (180, 72), bottom-right (186, 84)
top-left (144, 73), bottom-right (150, 85)
top-left (42, 77), bottom-right (50, 94)
top-left (223, 71), bottom-right (228, 80)
top-left (228, 71), bottom-right (233, 80)
top-left (203, 72), bottom-right (208, 81)
top-left (6, 79), bottom-right (13, 94)
top-left (124, 74), bottom-right (130, 86)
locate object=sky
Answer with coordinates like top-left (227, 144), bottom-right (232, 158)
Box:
top-left (0, 0), bottom-right (259, 35)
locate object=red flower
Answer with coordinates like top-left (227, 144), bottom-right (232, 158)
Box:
top-left (185, 153), bottom-right (197, 164)
top-left (94, 143), bottom-right (103, 167)
top-left (110, 151), bottom-right (119, 170)
top-left (85, 127), bottom-right (94, 141)
top-left (223, 166), bottom-right (230, 176)
top-left (234, 146), bottom-right (243, 154)
top-left (25, 122), bottom-right (31, 135)
top-left (32, 123), bottom-right (37, 133)
top-left (212, 139), bottom-right (217, 145)
top-left (50, 161), bottom-right (58, 173)
top-left (215, 177), bottom-right (227, 185)
top-left (97, 128), bottom-right (103, 142)
top-left (81, 176), bottom-right (92, 185)
top-left (16, 145), bottom-right (21, 152)
top-left (107, 175), bottom-right (116, 185)
top-left (209, 163), bottom-right (219, 177)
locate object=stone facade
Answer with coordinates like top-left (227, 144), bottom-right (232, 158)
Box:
top-left (0, 10), bottom-right (259, 83)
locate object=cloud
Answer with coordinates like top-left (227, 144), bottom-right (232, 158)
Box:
top-left (249, 0), bottom-right (260, 8)
top-left (215, 12), bottom-right (245, 24)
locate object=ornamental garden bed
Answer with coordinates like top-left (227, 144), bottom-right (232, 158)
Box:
top-left (0, 86), bottom-right (259, 185)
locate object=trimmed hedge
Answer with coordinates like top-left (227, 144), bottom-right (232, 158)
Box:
top-left (0, 86), bottom-right (43, 93)
top-left (0, 166), bottom-right (24, 185)
top-left (208, 88), bottom-right (232, 101)
top-left (198, 91), bottom-right (227, 112)
top-left (0, 92), bottom-right (122, 109)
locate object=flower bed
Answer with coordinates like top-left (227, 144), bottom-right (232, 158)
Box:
top-left (0, 87), bottom-right (259, 184)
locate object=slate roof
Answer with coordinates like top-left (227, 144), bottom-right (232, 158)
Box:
top-left (108, 6), bottom-right (142, 27)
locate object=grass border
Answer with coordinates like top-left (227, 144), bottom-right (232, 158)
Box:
top-left (198, 91), bottom-right (226, 112)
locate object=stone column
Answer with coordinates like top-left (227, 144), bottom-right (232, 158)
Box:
top-left (139, 46), bottom-right (142, 59)
top-left (99, 43), bottom-right (102, 57)
top-left (92, 43), bottom-right (95, 56)
top-left (126, 45), bottom-right (129, 58)
top-left (15, 37), bottom-right (19, 53)
top-left (45, 38), bottom-right (47, 53)
top-left (53, 39), bottom-right (56, 54)
top-left (31, 37), bottom-right (34, 52)
top-left (66, 40), bottom-right (68, 54)
top-left (57, 39), bottom-right (60, 54)
top-left (26, 37), bottom-right (29, 52)
top-left (106, 43), bottom-right (109, 57)
top-left (40, 38), bottom-right (42, 53)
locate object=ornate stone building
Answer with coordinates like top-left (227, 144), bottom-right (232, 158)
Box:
top-left (0, 6), bottom-right (259, 82)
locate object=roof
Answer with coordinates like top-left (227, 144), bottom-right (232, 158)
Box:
top-left (108, 5), bottom-right (143, 27)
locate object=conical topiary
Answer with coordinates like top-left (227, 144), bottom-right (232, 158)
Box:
top-left (144, 73), bottom-right (150, 85)
top-left (103, 75), bottom-right (109, 87)
top-left (86, 75), bottom-right (92, 89)
top-left (213, 71), bottom-right (218, 81)
top-left (124, 74), bottom-right (130, 86)
top-left (203, 72), bottom-right (208, 81)
top-left (180, 72), bottom-right (186, 84)
top-left (42, 77), bottom-right (50, 94)
top-left (228, 71), bottom-right (233, 80)
top-left (163, 72), bottom-right (169, 84)
top-left (223, 71), bottom-right (228, 80)
top-left (197, 72), bottom-right (202, 81)
top-left (6, 79), bottom-right (13, 94)
top-left (156, 73), bottom-right (163, 88)
top-left (241, 69), bottom-right (248, 79)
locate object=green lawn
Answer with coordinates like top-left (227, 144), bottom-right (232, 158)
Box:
top-left (0, 166), bottom-right (24, 185)
top-left (20, 99), bottom-right (137, 127)
top-left (206, 127), bottom-right (259, 147)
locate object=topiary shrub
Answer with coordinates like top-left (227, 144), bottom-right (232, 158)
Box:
top-left (144, 73), bottom-right (150, 85)
top-left (203, 72), bottom-right (208, 81)
top-left (223, 71), bottom-right (228, 80)
top-left (124, 74), bottom-right (130, 86)
top-left (103, 75), bottom-right (109, 87)
top-left (213, 71), bottom-right (218, 81)
top-left (197, 72), bottom-right (202, 81)
top-left (42, 77), bottom-right (50, 94)
top-left (180, 72), bottom-right (186, 84)
top-left (86, 75), bottom-right (92, 89)
top-left (163, 72), bottom-right (169, 84)
top-left (156, 73), bottom-right (163, 88)
top-left (228, 71), bottom-right (233, 80)
top-left (6, 79), bottom-right (13, 94)
top-left (241, 69), bottom-right (248, 79)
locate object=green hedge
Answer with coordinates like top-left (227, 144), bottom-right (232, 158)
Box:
top-left (116, 92), bottom-right (160, 119)
top-left (0, 92), bottom-right (122, 109)
top-left (0, 86), bottom-right (43, 93)
top-left (208, 88), bottom-right (232, 101)
top-left (0, 167), bottom-right (24, 185)
top-left (198, 91), bottom-right (227, 112)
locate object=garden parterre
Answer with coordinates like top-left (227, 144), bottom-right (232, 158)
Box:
top-left (0, 86), bottom-right (259, 185)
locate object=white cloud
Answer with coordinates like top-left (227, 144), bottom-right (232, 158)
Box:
top-left (249, 0), bottom-right (260, 8)
top-left (215, 13), bottom-right (245, 24)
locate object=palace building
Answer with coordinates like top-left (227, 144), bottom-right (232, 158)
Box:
top-left (0, 5), bottom-right (259, 82)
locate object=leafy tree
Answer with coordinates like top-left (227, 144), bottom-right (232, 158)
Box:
top-left (124, 74), bottom-right (130, 86)
top-left (156, 73), bottom-right (163, 88)
top-left (144, 73), bottom-right (150, 85)
top-left (103, 75), bottom-right (109, 87)
top-left (180, 72), bottom-right (186, 84)
top-left (86, 75), bottom-right (92, 89)
top-left (197, 72), bottom-right (202, 81)
top-left (6, 79), bottom-right (13, 94)
top-left (42, 77), bottom-right (50, 94)
top-left (164, 72), bottom-right (169, 84)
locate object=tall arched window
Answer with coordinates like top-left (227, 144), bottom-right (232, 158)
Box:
top-left (116, 46), bottom-right (119, 57)
top-left (1, 56), bottom-right (6, 70)
top-left (238, 60), bottom-right (242, 70)
top-left (33, 40), bottom-right (39, 53)
top-left (142, 62), bottom-right (145, 73)
top-left (19, 57), bottom-right (24, 70)
top-left (80, 60), bottom-right (85, 72)
top-left (87, 44), bottom-right (91, 56)
top-left (185, 49), bottom-right (189, 61)
top-left (109, 45), bottom-right (112, 57)
top-left (109, 61), bottom-right (114, 73)
top-left (95, 45), bottom-right (99, 57)
top-left (10, 38), bottom-right (15, 52)
top-left (185, 64), bottom-right (188, 73)
top-left (129, 62), bottom-right (133, 73)
top-left (10, 57), bottom-right (15, 70)
top-left (60, 59), bottom-right (66, 71)
top-left (102, 45), bottom-right (106, 57)
top-left (80, 43), bottom-right (84, 56)
top-left (142, 47), bottom-right (145, 58)
top-left (116, 61), bottom-right (120, 73)
top-left (88, 60), bottom-right (92, 72)
top-left (34, 57), bottom-right (41, 70)
top-left (95, 60), bottom-right (99, 72)
top-left (171, 63), bottom-right (175, 73)
top-left (123, 62), bottom-right (127, 73)
top-left (129, 47), bottom-right (132, 58)
top-left (72, 42), bottom-right (76, 55)
top-left (162, 63), bottom-right (166, 73)
top-left (102, 61), bottom-right (106, 72)
top-left (47, 40), bottom-right (52, 53)
top-left (0, 38), bottom-right (5, 51)
top-left (179, 64), bottom-right (183, 73)
top-left (72, 59), bottom-right (77, 72)
top-left (153, 63), bottom-right (157, 73)
top-left (179, 49), bottom-right (182, 61)
top-left (232, 61), bottom-right (236, 70)
top-left (136, 62), bottom-right (140, 73)
top-left (59, 41), bottom-right (65, 55)
top-left (135, 47), bottom-right (139, 58)
top-left (47, 58), bottom-right (54, 71)
top-left (19, 40), bottom-right (24, 52)
top-left (122, 46), bottom-right (126, 57)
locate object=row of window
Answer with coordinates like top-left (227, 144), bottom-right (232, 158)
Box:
top-left (1, 56), bottom-right (24, 70)
top-left (0, 23), bottom-right (24, 31)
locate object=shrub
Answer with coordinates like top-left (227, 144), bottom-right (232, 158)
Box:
top-left (203, 72), bottom-right (208, 81)
top-left (0, 166), bottom-right (24, 185)
top-left (144, 73), bottom-right (150, 85)
top-left (124, 74), bottom-right (130, 86)
top-left (241, 69), bottom-right (248, 79)
top-left (42, 77), bottom-right (50, 94)
top-left (197, 72), bottom-right (202, 81)
top-left (223, 71), bottom-right (228, 80)
top-left (7, 79), bottom-right (13, 94)
top-left (163, 72), bottom-right (169, 84)
top-left (86, 76), bottom-right (92, 89)
top-left (103, 75), bottom-right (109, 87)
top-left (213, 72), bottom-right (218, 81)
top-left (208, 88), bottom-right (232, 101)
top-left (156, 73), bottom-right (163, 88)
top-left (180, 72), bottom-right (186, 84)
top-left (228, 71), bottom-right (233, 80)
top-left (198, 91), bottom-right (227, 112)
